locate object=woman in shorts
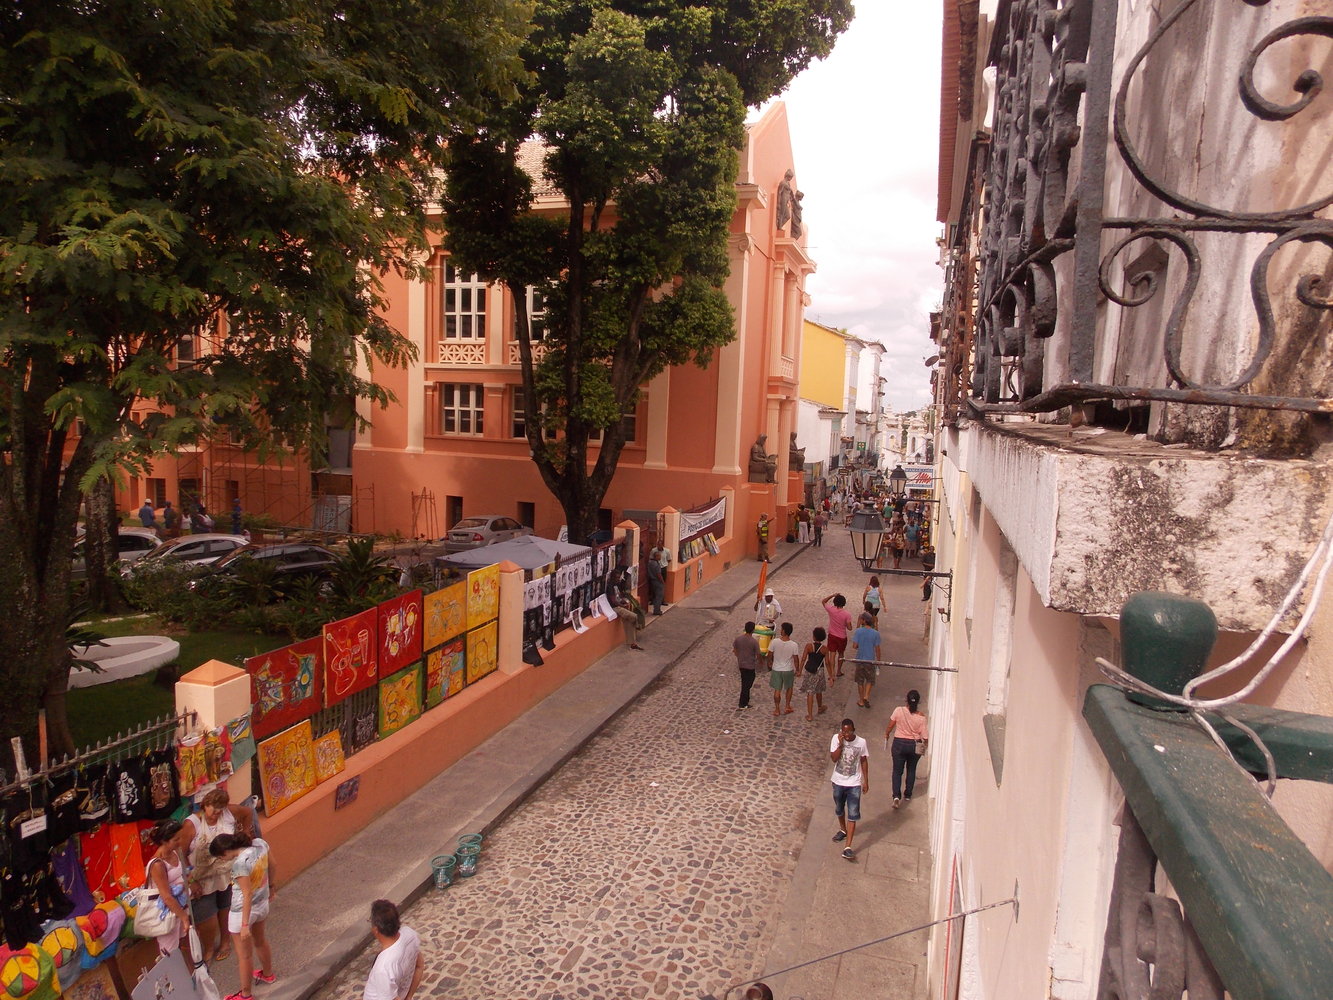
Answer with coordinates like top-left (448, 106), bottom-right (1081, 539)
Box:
top-left (185, 788), bottom-right (255, 962)
top-left (210, 832), bottom-right (276, 1000)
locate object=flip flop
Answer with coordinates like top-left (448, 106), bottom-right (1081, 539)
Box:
top-left (214, 943), bottom-right (232, 962)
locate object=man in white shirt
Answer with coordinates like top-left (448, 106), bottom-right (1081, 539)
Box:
top-left (829, 718), bottom-right (870, 860)
top-left (364, 900), bottom-right (423, 1000)
top-left (767, 621), bottom-right (801, 717)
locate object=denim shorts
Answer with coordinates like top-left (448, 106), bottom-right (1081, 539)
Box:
top-left (832, 783), bottom-right (862, 822)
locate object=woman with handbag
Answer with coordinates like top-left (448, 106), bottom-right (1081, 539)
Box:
top-left (884, 689), bottom-right (929, 808)
top-left (184, 788), bottom-right (255, 963)
top-left (137, 819), bottom-right (191, 954)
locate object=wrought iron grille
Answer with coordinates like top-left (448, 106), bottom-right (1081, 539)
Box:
top-left (951, 0), bottom-right (1333, 421)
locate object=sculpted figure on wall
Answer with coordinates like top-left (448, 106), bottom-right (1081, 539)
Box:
top-left (749, 435), bottom-right (778, 483)
top-left (776, 169), bottom-right (796, 232)
top-left (789, 432), bottom-right (806, 472)
top-left (790, 190), bottom-right (804, 239)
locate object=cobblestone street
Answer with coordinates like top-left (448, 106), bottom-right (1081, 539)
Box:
top-left (314, 529), bottom-right (932, 1000)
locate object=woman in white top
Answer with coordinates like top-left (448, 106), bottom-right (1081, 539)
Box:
top-left (185, 787), bottom-right (256, 962)
top-left (884, 689), bottom-right (929, 807)
top-left (144, 819), bottom-right (191, 955)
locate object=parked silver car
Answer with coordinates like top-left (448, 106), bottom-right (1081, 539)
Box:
top-left (442, 515), bottom-right (533, 553)
top-left (124, 532), bottom-right (249, 575)
top-left (70, 527), bottom-right (162, 581)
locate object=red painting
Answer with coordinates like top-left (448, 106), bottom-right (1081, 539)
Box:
top-left (323, 608), bottom-right (378, 706)
top-left (378, 590), bottom-right (423, 678)
top-left (247, 637), bottom-right (323, 740)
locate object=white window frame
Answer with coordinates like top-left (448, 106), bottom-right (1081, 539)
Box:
top-left (442, 262), bottom-right (487, 341)
top-left (441, 383), bottom-right (485, 436)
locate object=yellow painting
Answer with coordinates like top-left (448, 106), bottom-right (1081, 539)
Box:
top-left (256, 721), bottom-right (317, 816)
top-left (378, 662), bottom-right (423, 738)
top-left (424, 582), bottom-right (467, 648)
top-left (466, 564), bottom-right (501, 630)
top-left (466, 620), bottom-right (498, 685)
top-left (312, 731), bottom-right (345, 782)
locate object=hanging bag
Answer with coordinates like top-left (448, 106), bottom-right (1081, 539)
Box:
top-left (915, 737), bottom-right (929, 757)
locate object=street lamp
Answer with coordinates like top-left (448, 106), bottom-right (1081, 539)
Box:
top-left (889, 464), bottom-right (907, 496)
top-left (848, 507), bottom-right (885, 571)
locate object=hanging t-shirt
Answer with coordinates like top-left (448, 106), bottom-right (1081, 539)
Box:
top-left (45, 772), bottom-right (82, 847)
top-left (4, 790), bottom-right (51, 875)
top-left (77, 825), bottom-right (117, 905)
top-left (107, 822), bottom-right (146, 894)
top-left (144, 749), bottom-right (178, 820)
top-left (77, 765), bottom-right (110, 832)
top-left (108, 757), bottom-right (150, 823)
top-left (50, 841), bottom-right (96, 917)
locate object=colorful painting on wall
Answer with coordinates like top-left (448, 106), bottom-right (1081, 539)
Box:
top-left (255, 721), bottom-right (317, 815)
top-left (424, 582), bottom-right (467, 649)
top-left (425, 637), bottom-right (465, 708)
top-left (378, 662), bottom-right (423, 738)
top-left (466, 564), bottom-right (501, 630)
top-left (247, 637), bottom-right (323, 740)
top-left (312, 731), bottom-right (345, 783)
top-left (323, 608), bottom-right (378, 706)
top-left (465, 620), bottom-right (498, 685)
top-left (378, 590), bottom-right (423, 678)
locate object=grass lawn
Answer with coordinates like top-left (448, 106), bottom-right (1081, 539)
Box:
top-left (66, 617), bottom-right (285, 749)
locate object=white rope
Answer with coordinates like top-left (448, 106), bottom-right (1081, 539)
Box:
top-left (1095, 503), bottom-right (1333, 796)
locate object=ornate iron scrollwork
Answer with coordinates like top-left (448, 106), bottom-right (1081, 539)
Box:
top-left (1097, 809), bottom-right (1225, 1000)
top-left (952, 0), bottom-right (1333, 421)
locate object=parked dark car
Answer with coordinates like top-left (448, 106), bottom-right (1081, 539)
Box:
top-left (201, 542), bottom-right (339, 591)
top-left (442, 515), bottom-right (533, 553)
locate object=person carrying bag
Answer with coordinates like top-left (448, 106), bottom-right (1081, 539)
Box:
top-left (134, 820), bottom-right (191, 953)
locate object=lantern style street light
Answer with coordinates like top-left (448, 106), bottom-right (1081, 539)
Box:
top-left (889, 464), bottom-right (908, 497)
top-left (848, 507), bottom-right (886, 571)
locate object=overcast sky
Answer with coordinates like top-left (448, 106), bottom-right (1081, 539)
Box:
top-left (754, 2), bottom-right (943, 414)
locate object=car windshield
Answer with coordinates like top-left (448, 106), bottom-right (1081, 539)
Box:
top-left (452, 518), bottom-right (488, 530)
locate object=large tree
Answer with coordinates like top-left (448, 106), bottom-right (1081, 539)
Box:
top-left (0, 0), bottom-right (527, 761)
top-left (440, 0), bottom-right (852, 543)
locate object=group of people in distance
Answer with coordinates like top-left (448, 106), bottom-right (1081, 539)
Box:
top-left (733, 583), bottom-right (930, 861)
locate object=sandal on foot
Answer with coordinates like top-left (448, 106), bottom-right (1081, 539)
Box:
top-left (213, 943), bottom-right (232, 963)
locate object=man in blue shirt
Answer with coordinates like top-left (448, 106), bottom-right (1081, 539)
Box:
top-left (850, 613), bottom-right (881, 709)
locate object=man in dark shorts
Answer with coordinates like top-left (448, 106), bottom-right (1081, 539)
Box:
top-left (733, 622), bottom-right (760, 709)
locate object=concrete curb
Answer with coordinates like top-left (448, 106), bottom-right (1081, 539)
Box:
top-left (270, 542), bottom-right (813, 1000)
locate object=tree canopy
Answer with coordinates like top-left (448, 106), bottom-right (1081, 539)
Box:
top-left (0, 0), bottom-right (528, 759)
top-left (440, 0), bottom-right (853, 542)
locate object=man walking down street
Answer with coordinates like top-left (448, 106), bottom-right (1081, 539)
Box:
top-left (850, 613), bottom-right (882, 709)
top-left (364, 900), bottom-right (423, 1000)
top-left (733, 622), bottom-right (760, 710)
top-left (768, 621), bottom-right (800, 717)
top-left (756, 512), bottom-right (771, 562)
top-left (829, 719), bottom-right (870, 860)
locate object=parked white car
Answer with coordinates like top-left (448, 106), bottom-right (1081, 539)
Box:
top-left (442, 515), bottom-right (534, 553)
top-left (124, 533), bottom-right (249, 575)
top-left (70, 527), bottom-right (162, 581)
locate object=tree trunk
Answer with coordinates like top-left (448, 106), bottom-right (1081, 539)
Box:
top-left (84, 475), bottom-right (123, 612)
top-left (42, 671), bottom-right (76, 763)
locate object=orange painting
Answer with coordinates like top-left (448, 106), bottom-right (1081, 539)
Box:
top-left (256, 721), bottom-right (317, 815)
top-left (312, 731), bottom-right (345, 783)
top-left (424, 582), bottom-right (467, 648)
top-left (465, 620), bottom-right (498, 685)
top-left (466, 564), bottom-right (500, 630)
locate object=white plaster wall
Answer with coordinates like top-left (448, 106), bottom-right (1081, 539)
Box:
top-left (795, 399), bottom-right (833, 466)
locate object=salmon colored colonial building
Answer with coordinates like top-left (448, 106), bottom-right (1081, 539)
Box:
top-left (123, 103), bottom-right (816, 569)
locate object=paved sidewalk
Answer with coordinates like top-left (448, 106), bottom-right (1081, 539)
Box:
top-left (226, 531), bottom-right (933, 1000)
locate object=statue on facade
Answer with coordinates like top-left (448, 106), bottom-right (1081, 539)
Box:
top-left (790, 189), bottom-right (804, 239)
top-left (776, 169), bottom-right (796, 232)
top-left (749, 435), bottom-right (778, 484)
top-left (789, 432), bottom-right (806, 472)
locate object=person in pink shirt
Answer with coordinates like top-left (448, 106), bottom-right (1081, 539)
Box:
top-left (821, 593), bottom-right (853, 679)
top-left (885, 689), bottom-right (929, 807)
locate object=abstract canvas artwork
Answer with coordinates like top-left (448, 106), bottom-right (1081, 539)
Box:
top-left (378, 590), bottom-right (423, 678)
top-left (465, 620), bottom-right (499, 685)
top-left (466, 564), bottom-right (501, 630)
top-left (312, 731), bottom-right (345, 782)
top-left (255, 721), bottom-right (317, 815)
top-left (425, 637), bottom-right (465, 708)
top-left (323, 608), bottom-right (378, 706)
top-left (424, 582), bottom-right (467, 649)
top-left (378, 662), bottom-right (423, 738)
top-left (247, 637), bottom-right (323, 740)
